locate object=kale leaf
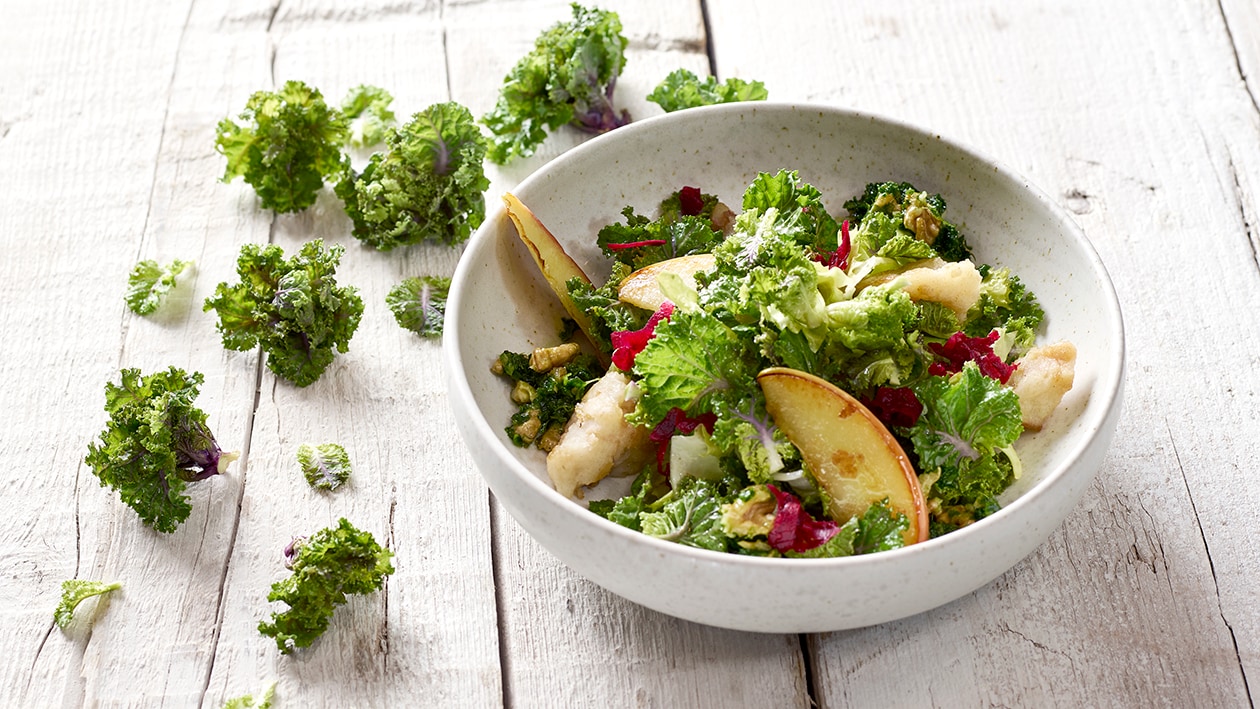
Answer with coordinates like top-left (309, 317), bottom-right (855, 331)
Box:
top-left (843, 181), bottom-right (973, 263)
top-left (907, 362), bottom-right (1023, 527)
top-left (85, 367), bottom-right (237, 533)
top-left (337, 102), bottom-right (489, 249)
top-left (54, 580), bottom-right (122, 629)
top-left (494, 348), bottom-right (601, 448)
top-left (297, 443), bottom-right (351, 491)
top-left (258, 518), bottom-right (394, 654)
top-left (639, 477), bottom-right (737, 552)
top-left (964, 264), bottom-right (1046, 354)
top-left (215, 80), bottom-right (348, 213)
top-left (340, 84), bottom-right (396, 149)
top-left (631, 310), bottom-right (756, 425)
top-left (223, 683), bottom-right (276, 709)
top-left (566, 264), bottom-right (645, 351)
top-left (204, 240), bottom-right (364, 387)
top-left (647, 69), bottom-right (768, 113)
top-left (126, 259), bottom-right (192, 316)
top-left (386, 275), bottom-right (450, 339)
top-left (482, 3), bottom-right (630, 163)
top-left (742, 170), bottom-right (839, 253)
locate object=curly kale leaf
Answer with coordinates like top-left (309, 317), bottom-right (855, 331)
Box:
top-left (742, 170), bottom-right (839, 253)
top-left (215, 80), bottom-right (348, 213)
top-left (964, 264), bottom-right (1045, 352)
top-left (84, 367), bottom-right (237, 533)
top-left (589, 467), bottom-right (668, 531)
top-left (482, 3), bottom-right (629, 163)
top-left (297, 443), bottom-right (351, 491)
top-left (387, 275), bottom-right (451, 338)
top-left (843, 181), bottom-right (973, 263)
top-left (340, 84), bottom-right (396, 148)
top-left (126, 259), bottom-right (192, 316)
top-left (639, 476), bottom-right (740, 552)
top-left (596, 207), bottom-right (725, 270)
top-left (631, 310), bottom-right (757, 425)
top-left (258, 518), bottom-right (394, 654)
top-left (647, 69), bottom-right (768, 112)
top-left (54, 580), bottom-right (122, 629)
top-left (204, 240), bottom-right (363, 387)
top-left (566, 265), bottom-right (645, 350)
top-left (907, 362), bottom-right (1023, 526)
top-left (337, 102), bottom-right (489, 249)
top-left (223, 683), bottom-right (276, 709)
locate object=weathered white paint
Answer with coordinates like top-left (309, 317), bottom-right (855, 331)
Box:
top-left (709, 0), bottom-right (1260, 705)
top-left (2, 0), bottom-right (1256, 706)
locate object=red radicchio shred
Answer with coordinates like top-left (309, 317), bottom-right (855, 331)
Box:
top-left (678, 186), bottom-right (703, 216)
top-left (649, 407), bottom-right (717, 479)
top-left (610, 301), bottom-right (675, 371)
top-left (606, 239), bottom-right (668, 251)
top-left (834, 219), bottom-right (851, 269)
top-left (811, 219), bottom-right (852, 270)
top-left (929, 330), bottom-right (1018, 383)
top-left (862, 386), bottom-right (924, 428)
top-left (766, 485), bottom-right (840, 553)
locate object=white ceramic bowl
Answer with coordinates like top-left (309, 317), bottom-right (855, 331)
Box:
top-left (445, 103), bottom-right (1124, 632)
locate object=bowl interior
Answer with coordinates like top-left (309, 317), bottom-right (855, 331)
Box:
top-left (451, 103), bottom-right (1120, 515)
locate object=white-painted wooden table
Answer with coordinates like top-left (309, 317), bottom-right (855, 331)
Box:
top-left (3, 0), bottom-right (1258, 706)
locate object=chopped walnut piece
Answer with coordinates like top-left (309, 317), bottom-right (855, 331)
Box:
top-left (529, 342), bottom-right (580, 372)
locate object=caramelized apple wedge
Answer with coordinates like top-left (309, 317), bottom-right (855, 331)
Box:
top-left (757, 367), bottom-right (929, 545)
top-left (502, 193), bottom-right (609, 366)
top-left (617, 253), bottom-right (716, 311)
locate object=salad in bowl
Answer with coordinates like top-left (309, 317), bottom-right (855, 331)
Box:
top-left (492, 171), bottom-right (1077, 559)
top-left (444, 103), bottom-right (1122, 631)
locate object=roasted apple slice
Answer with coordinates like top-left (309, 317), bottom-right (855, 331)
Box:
top-left (757, 367), bottom-right (929, 545)
top-left (502, 193), bottom-right (608, 366)
top-left (617, 253), bottom-right (716, 311)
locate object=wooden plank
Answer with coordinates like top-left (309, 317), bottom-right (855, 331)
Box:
top-left (43, 0), bottom-right (277, 705)
top-left (1220, 0), bottom-right (1260, 112)
top-left (707, 0), bottom-right (1259, 705)
top-left (447, 1), bottom-right (809, 706)
top-left (0, 0), bottom-right (253, 705)
top-left (196, 8), bottom-right (504, 708)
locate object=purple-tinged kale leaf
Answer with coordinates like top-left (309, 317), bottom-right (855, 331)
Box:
top-left (85, 367), bottom-right (238, 533)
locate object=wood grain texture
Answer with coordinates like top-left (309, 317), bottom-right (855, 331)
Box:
top-left (707, 0), bottom-right (1260, 704)
top-left (5, 0), bottom-right (1259, 705)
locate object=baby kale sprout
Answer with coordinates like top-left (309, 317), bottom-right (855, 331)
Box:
top-left (85, 367), bottom-right (238, 533)
top-left (258, 518), bottom-right (394, 654)
top-left (215, 80), bottom-right (348, 214)
top-left (482, 3), bottom-right (630, 163)
top-left (337, 102), bottom-right (489, 249)
top-left (204, 239), bottom-right (364, 387)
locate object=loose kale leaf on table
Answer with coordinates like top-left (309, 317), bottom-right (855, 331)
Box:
top-left (482, 3), bottom-right (630, 163)
top-left (204, 239), bottom-right (364, 387)
top-left (215, 80), bottom-right (348, 214)
top-left (125, 258), bottom-right (192, 316)
top-left (386, 275), bottom-right (450, 338)
top-left (84, 367), bottom-right (237, 533)
top-left (258, 518), bottom-right (394, 654)
top-left (337, 102), bottom-right (489, 249)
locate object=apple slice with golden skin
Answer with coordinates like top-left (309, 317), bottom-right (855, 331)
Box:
top-left (757, 367), bottom-right (929, 546)
top-left (502, 193), bottom-right (609, 367)
top-left (617, 253), bottom-right (716, 311)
